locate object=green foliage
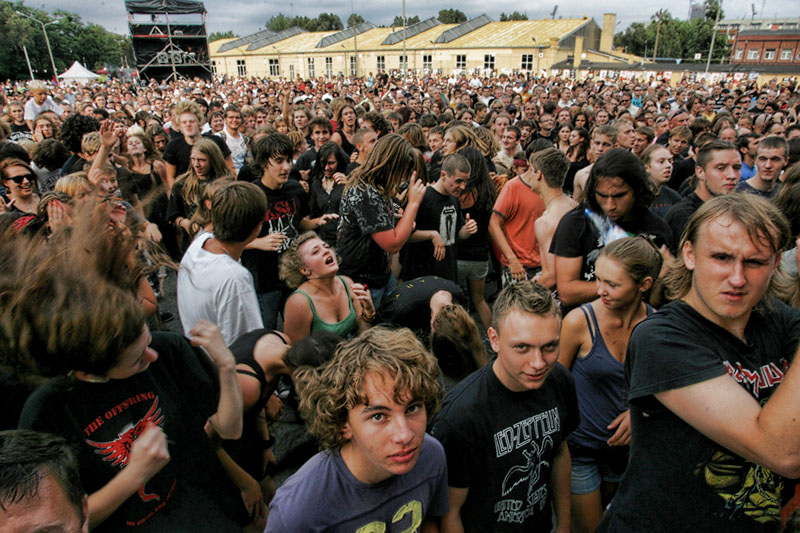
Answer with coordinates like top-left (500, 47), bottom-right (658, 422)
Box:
top-left (391, 15), bottom-right (420, 27)
top-left (500, 11), bottom-right (528, 21)
top-left (613, 1), bottom-right (729, 61)
top-left (437, 9), bottom-right (467, 24)
top-left (267, 12), bottom-right (343, 32)
top-left (209, 30), bottom-right (237, 42)
top-left (0, 2), bottom-right (131, 80)
top-left (347, 13), bottom-right (365, 28)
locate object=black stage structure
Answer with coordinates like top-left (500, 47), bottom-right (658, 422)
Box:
top-left (126, 0), bottom-right (212, 81)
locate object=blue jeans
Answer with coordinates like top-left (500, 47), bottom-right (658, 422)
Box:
top-left (257, 290), bottom-right (283, 330)
top-left (369, 273), bottom-right (398, 310)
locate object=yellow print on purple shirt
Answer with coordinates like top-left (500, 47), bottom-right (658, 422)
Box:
top-left (355, 500), bottom-right (422, 533)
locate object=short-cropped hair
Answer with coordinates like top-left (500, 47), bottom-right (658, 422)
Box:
top-left (294, 326), bottom-right (442, 451)
top-left (0, 430), bottom-right (84, 516)
top-left (441, 153), bottom-right (471, 176)
top-left (492, 280), bottom-right (559, 330)
top-left (529, 147), bottom-right (569, 188)
top-left (211, 181), bottom-right (267, 243)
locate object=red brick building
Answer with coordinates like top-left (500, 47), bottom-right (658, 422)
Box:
top-left (730, 29), bottom-right (800, 65)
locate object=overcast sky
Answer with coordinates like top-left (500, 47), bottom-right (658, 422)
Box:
top-left (27, 0), bottom-right (799, 36)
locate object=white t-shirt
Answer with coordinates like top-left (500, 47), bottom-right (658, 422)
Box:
top-left (177, 232), bottom-right (263, 345)
top-left (224, 129), bottom-right (247, 171)
top-left (24, 96), bottom-right (63, 121)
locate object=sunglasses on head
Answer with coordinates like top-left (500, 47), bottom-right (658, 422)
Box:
top-left (6, 173), bottom-right (35, 184)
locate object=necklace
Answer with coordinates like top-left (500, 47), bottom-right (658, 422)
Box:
top-left (545, 193), bottom-right (564, 210)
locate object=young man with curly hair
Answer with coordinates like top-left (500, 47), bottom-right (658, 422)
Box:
top-left (265, 326), bottom-right (448, 532)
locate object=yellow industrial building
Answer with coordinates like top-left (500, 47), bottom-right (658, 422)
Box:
top-left (209, 13), bottom-right (643, 80)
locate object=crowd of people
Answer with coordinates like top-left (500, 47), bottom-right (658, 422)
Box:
top-left (2, 68), bottom-right (800, 532)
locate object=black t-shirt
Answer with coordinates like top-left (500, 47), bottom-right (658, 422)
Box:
top-left (308, 179), bottom-right (344, 246)
top-left (599, 300), bottom-right (800, 533)
top-left (665, 192), bottom-right (704, 252)
top-left (457, 201), bottom-right (493, 262)
top-left (163, 135), bottom-right (231, 177)
top-left (649, 185), bottom-right (682, 220)
top-left (668, 156), bottom-right (696, 191)
top-left (18, 332), bottom-right (247, 532)
top-left (289, 146), bottom-right (316, 182)
top-left (377, 276), bottom-right (466, 333)
top-left (550, 206), bottom-right (672, 287)
top-left (402, 187), bottom-right (464, 282)
top-left (431, 363), bottom-right (579, 532)
top-left (241, 179), bottom-right (309, 294)
top-left (337, 183), bottom-right (395, 288)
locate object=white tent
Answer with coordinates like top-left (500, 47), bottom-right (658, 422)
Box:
top-left (58, 61), bottom-right (99, 85)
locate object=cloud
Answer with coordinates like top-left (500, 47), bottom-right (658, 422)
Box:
top-left (36, 0), bottom-right (798, 38)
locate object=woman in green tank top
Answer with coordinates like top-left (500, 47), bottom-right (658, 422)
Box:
top-left (280, 232), bottom-right (375, 343)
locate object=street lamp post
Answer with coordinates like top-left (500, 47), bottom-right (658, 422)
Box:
top-left (16, 11), bottom-right (59, 83)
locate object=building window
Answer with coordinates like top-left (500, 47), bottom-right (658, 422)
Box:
top-left (764, 49), bottom-right (776, 60)
top-left (325, 57), bottom-right (333, 77)
top-left (269, 58), bottom-right (280, 76)
top-left (376, 56), bottom-right (385, 71)
top-left (289, 64), bottom-right (295, 79)
top-left (350, 55), bottom-right (357, 75)
top-left (734, 49), bottom-right (743, 59)
top-left (521, 54), bottom-right (534, 70)
top-left (423, 54), bottom-right (432, 70)
top-left (211, 60), bottom-right (217, 75)
top-left (747, 49), bottom-right (759, 60)
top-left (781, 49), bottom-right (793, 60)
top-left (484, 54), bottom-right (495, 70)
top-left (307, 58), bottom-right (315, 78)
top-left (399, 55), bottom-right (408, 71)
top-left (456, 54), bottom-right (466, 70)
top-left (236, 59), bottom-right (246, 76)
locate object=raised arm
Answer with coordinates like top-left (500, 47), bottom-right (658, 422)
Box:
top-left (371, 173), bottom-right (425, 254)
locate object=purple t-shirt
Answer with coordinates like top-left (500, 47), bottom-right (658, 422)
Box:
top-left (266, 434), bottom-right (448, 532)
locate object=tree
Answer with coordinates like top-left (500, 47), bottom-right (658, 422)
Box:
top-left (347, 13), bottom-right (365, 27)
top-left (500, 11), bottom-right (528, 21)
top-left (209, 30), bottom-right (237, 42)
top-left (268, 12), bottom-right (343, 32)
top-left (613, 6), bottom-right (728, 61)
top-left (438, 9), bottom-right (467, 24)
top-left (392, 15), bottom-right (420, 26)
top-left (0, 2), bottom-right (130, 80)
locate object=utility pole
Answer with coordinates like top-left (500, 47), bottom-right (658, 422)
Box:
top-left (16, 11), bottom-right (59, 83)
top-left (402, 0), bottom-right (407, 77)
top-left (706, 0), bottom-right (722, 73)
top-left (653, 12), bottom-right (663, 61)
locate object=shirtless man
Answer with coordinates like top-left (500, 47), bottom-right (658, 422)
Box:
top-left (530, 148), bottom-right (578, 289)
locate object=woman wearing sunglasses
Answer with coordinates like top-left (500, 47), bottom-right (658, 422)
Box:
top-left (0, 157), bottom-right (40, 215)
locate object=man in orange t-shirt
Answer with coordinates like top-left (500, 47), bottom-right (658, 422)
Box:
top-left (488, 158), bottom-right (545, 287)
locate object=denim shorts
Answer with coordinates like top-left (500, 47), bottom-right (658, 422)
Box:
top-left (457, 259), bottom-right (489, 282)
top-left (569, 445), bottom-right (628, 495)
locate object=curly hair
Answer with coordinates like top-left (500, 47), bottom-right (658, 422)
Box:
top-left (58, 114), bottom-right (100, 154)
top-left (294, 326), bottom-right (442, 451)
top-left (279, 231), bottom-right (323, 289)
